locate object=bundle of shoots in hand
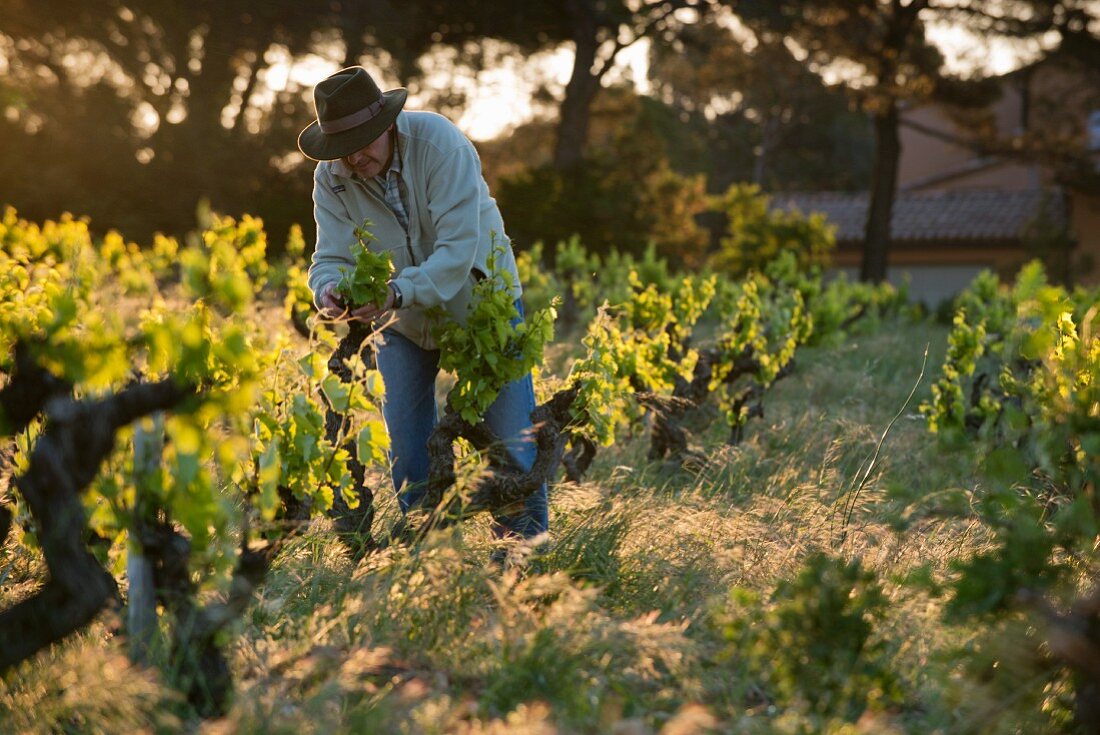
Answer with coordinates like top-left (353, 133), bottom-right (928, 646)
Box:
top-left (335, 222), bottom-right (393, 309)
top-left (431, 242), bottom-right (556, 425)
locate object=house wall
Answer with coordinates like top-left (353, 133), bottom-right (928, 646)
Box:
top-left (828, 264), bottom-right (989, 307)
top-left (898, 85), bottom-right (1044, 191)
top-left (917, 159), bottom-right (1037, 191)
top-left (897, 105), bottom-right (984, 187)
top-left (1028, 62), bottom-right (1100, 144)
top-left (832, 244), bottom-right (1022, 270)
top-left (831, 243), bottom-right (1026, 304)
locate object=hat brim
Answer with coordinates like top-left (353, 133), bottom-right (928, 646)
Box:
top-left (297, 88), bottom-right (408, 162)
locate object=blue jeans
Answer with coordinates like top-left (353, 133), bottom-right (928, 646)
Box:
top-left (374, 320), bottom-right (548, 539)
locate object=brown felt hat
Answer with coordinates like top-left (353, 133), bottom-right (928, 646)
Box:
top-left (297, 66), bottom-right (407, 161)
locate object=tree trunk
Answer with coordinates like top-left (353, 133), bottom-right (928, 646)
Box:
top-left (229, 54), bottom-right (261, 137)
top-left (0, 376), bottom-right (192, 672)
top-left (343, 26), bottom-right (370, 68)
top-left (860, 101), bottom-right (901, 283)
top-left (753, 115), bottom-right (781, 186)
top-left (127, 415), bottom-right (163, 665)
top-left (150, 17), bottom-right (249, 165)
top-left (553, 0), bottom-right (601, 172)
top-left (324, 323), bottom-right (377, 557)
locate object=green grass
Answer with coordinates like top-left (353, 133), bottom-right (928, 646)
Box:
top-left (0, 317), bottom-right (1075, 733)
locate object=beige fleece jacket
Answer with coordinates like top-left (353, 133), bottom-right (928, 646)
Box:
top-left (307, 110), bottom-right (521, 349)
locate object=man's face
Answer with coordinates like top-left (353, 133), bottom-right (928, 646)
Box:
top-left (342, 125), bottom-right (394, 178)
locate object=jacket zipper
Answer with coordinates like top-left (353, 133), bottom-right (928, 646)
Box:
top-left (354, 175), bottom-right (417, 266)
top-left (352, 174), bottom-right (427, 342)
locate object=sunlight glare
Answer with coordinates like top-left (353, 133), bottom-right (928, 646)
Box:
top-left (131, 101), bottom-right (159, 137)
top-left (286, 38), bottom-right (652, 142)
top-left (926, 22), bottom-right (1050, 76)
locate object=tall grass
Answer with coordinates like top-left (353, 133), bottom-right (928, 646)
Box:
top-left (2, 318), bottom-right (1061, 733)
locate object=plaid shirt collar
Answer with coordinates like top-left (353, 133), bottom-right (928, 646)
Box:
top-left (374, 131), bottom-right (409, 233)
top-left (376, 134), bottom-right (402, 182)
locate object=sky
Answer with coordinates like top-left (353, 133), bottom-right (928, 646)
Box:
top-left (926, 21), bottom-right (1048, 80)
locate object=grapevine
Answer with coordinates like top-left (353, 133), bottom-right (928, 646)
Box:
top-left (0, 209), bottom-right (392, 714)
top-left (920, 261), bottom-right (1100, 725)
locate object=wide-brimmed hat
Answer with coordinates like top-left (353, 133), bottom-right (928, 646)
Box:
top-left (297, 66), bottom-right (407, 161)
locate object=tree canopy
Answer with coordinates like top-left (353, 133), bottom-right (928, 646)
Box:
top-left (2, 0), bottom-right (1091, 269)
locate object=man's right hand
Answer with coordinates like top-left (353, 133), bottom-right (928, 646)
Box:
top-left (318, 282), bottom-right (346, 319)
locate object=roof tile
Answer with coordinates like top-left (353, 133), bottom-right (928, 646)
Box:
top-left (771, 189), bottom-right (1066, 243)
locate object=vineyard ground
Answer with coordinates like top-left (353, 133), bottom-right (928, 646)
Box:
top-left (3, 314), bottom-right (1047, 734)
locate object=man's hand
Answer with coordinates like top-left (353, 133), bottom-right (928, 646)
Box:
top-left (318, 282), bottom-right (397, 322)
top-left (348, 284), bottom-right (396, 322)
top-left (318, 282), bottom-right (347, 319)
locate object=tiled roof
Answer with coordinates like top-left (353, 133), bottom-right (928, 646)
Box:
top-left (770, 188), bottom-right (1067, 244)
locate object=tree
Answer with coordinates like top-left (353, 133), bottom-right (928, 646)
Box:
top-left (0, 1), bottom-right (719, 240)
top-left (0, 0), bottom-right (346, 240)
top-left (0, 1), bottom-right (486, 241)
top-left (946, 1), bottom-right (1100, 192)
top-left (648, 12), bottom-right (874, 191)
top-left (729, 0), bottom-right (1001, 282)
top-left (551, 0), bottom-right (706, 171)
top-left (399, 0), bottom-right (712, 172)
top-left (494, 88), bottom-right (712, 262)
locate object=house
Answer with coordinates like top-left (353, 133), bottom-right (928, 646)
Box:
top-left (774, 52), bottom-right (1100, 306)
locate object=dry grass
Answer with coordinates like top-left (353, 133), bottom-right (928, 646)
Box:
top-left (1, 317), bottom-right (1066, 734)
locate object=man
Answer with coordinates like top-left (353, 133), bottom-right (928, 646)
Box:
top-left (297, 66), bottom-right (547, 544)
